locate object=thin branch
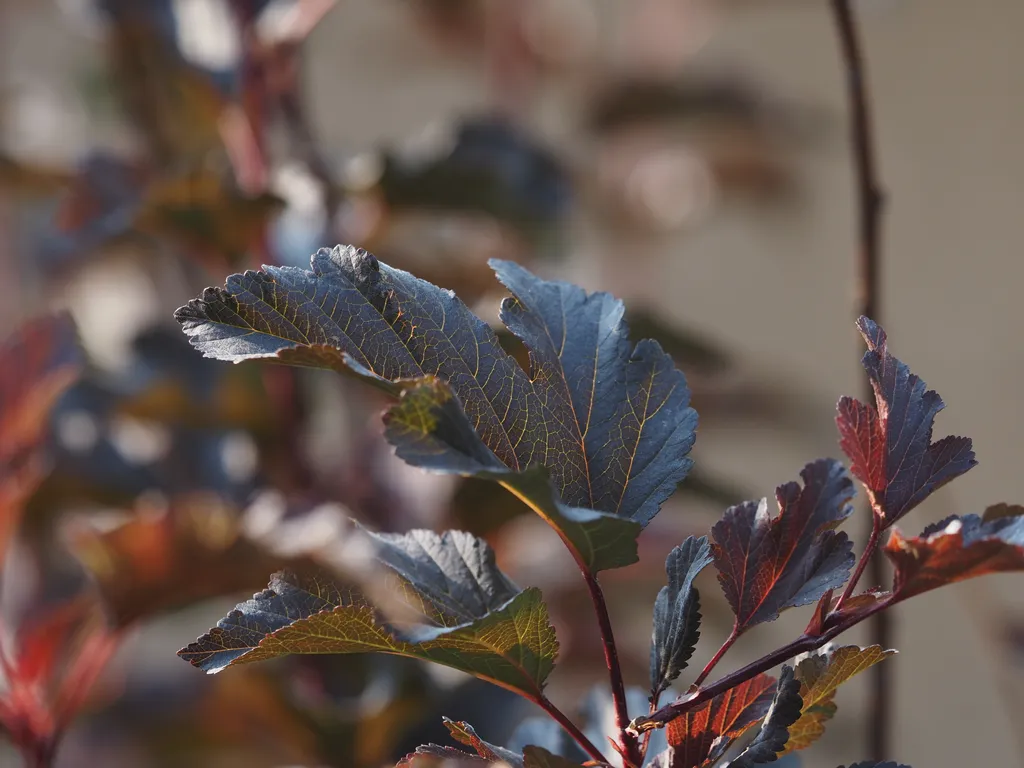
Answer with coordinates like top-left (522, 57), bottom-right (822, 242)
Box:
top-left (582, 571), bottom-right (643, 767)
top-left (690, 625), bottom-right (739, 689)
top-left (536, 695), bottom-right (611, 766)
top-left (631, 595), bottom-right (892, 733)
top-left (830, 0), bottom-right (889, 759)
top-left (834, 509), bottom-right (883, 611)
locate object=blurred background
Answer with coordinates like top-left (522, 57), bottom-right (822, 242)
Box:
top-left (0, 0), bottom-right (1022, 766)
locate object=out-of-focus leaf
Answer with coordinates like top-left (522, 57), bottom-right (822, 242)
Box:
top-left (839, 763), bottom-right (911, 768)
top-left (176, 245), bottom-right (698, 545)
top-left (0, 154), bottom-right (75, 198)
top-left (664, 673), bottom-right (776, 768)
top-left (383, 379), bottom-right (640, 572)
top-left (711, 460), bottom-right (855, 632)
top-left (885, 506), bottom-right (1024, 600)
top-left (650, 536), bottom-right (713, 698)
top-left (0, 314), bottom-right (82, 562)
top-left (135, 170), bottom-right (285, 269)
top-left (103, 8), bottom-right (227, 162)
top-left (0, 598), bottom-right (120, 755)
top-left (68, 493), bottom-right (294, 626)
top-left (726, 666), bottom-right (802, 768)
top-left (836, 317), bottom-right (976, 527)
top-left (522, 746), bottom-right (585, 767)
top-left (375, 117), bottom-right (571, 231)
top-left (783, 645), bottom-right (895, 753)
top-left (178, 528), bottom-right (558, 702)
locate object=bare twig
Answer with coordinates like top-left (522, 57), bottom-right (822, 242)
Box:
top-left (830, 0), bottom-right (889, 758)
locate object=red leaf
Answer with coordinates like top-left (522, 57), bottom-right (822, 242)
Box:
top-left (886, 506), bottom-right (1024, 600)
top-left (711, 459), bottom-right (855, 631)
top-left (837, 317), bottom-right (976, 527)
top-left (0, 598), bottom-right (120, 755)
top-left (666, 673), bottom-right (776, 768)
top-left (0, 314), bottom-right (81, 564)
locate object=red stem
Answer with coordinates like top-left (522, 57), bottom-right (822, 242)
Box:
top-left (633, 595), bottom-right (891, 733)
top-left (690, 626), bottom-right (739, 689)
top-left (835, 510), bottom-right (883, 611)
top-left (582, 571), bottom-right (643, 767)
top-left (536, 695), bottom-right (610, 766)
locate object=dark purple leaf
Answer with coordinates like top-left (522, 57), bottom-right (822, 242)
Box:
top-left (836, 317), bottom-right (976, 526)
top-left (711, 460), bottom-right (855, 631)
top-left (727, 666), bottom-right (803, 767)
top-left (651, 536), bottom-right (713, 697)
top-left (382, 379), bottom-right (641, 572)
top-left (176, 246), bottom-right (697, 567)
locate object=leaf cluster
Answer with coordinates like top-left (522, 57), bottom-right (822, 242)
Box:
top-left (169, 246), bottom-right (1024, 767)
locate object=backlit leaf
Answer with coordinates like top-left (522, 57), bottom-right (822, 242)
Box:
top-left (397, 745), bottom-right (494, 767)
top-left (0, 314), bottom-right (82, 563)
top-left (665, 673), bottom-right (776, 768)
top-left (727, 666), bottom-right (803, 767)
top-left (383, 379), bottom-right (641, 572)
top-left (178, 528), bottom-right (558, 702)
top-left (176, 245), bottom-right (698, 555)
top-left (651, 536), bottom-right (713, 698)
top-left (783, 645), bottom-right (895, 753)
top-left (836, 317), bottom-right (976, 526)
top-left (885, 506), bottom-right (1024, 600)
top-left (711, 460), bottom-right (855, 632)
top-left (444, 718), bottom-right (523, 765)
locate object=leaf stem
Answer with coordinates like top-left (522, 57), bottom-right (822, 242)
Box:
top-left (633, 595), bottom-right (891, 732)
top-left (690, 625), bottom-right (739, 688)
top-left (834, 511), bottom-right (883, 611)
top-left (830, 0), bottom-right (889, 758)
top-left (536, 694), bottom-right (610, 766)
top-left (582, 571), bottom-right (643, 767)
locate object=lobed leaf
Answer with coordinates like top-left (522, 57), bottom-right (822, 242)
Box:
top-left (727, 666), bottom-right (803, 767)
top-left (711, 459), bottom-right (855, 632)
top-left (836, 317), bottom-right (976, 527)
top-left (650, 536), bottom-right (713, 698)
top-left (885, 505), bottom-right (1024, 600)
top-left (383, 379), bottom-right (641, 572)
top-left (396, 744), bottom-right (494, 766)
top-left (783, 645), bottom-right (895, 753)
top-left (175, 245), bottom-right (698, 562)
top-left (664, 673), bottom-right (776, 768)
top-left (178, 528), bottom-right (558, 701)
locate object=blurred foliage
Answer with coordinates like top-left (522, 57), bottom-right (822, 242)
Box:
top-left (0, 1), bottom-right (821, 766)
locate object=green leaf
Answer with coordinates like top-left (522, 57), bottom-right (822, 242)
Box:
top-left (178, 528), bottom-right (558, 701)
top-left (175, 245), bottom-right (698, 539)
top-left (383, 379), bottom-right (641, 572)
top-left (784, 645), bottom-right (895, 753)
